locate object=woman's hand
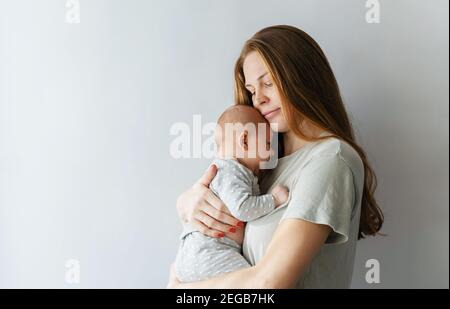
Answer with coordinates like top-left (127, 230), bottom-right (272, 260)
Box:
top-left (176, 164), bottom-right (243, 238)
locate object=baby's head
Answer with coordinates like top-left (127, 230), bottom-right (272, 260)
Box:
top-left (215, 105), bottom-right (273, 174)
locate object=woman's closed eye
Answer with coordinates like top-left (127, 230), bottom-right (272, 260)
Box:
top-left (248, 83), bottom-right (272, 96)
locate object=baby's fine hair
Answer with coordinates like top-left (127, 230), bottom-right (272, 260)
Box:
top-left (215, 105), bottom-right (269, 146)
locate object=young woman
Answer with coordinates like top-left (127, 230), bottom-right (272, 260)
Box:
top-left (168, 25), bottom-right (383, 289)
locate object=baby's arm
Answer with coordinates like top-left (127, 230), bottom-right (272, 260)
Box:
top-left (234, 185), bottom-right (289, 221)
top-left (214, 167), bottom-right (289, 222)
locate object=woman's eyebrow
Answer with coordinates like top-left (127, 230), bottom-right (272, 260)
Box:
top-left (245, 72), bottom-right (269, 88)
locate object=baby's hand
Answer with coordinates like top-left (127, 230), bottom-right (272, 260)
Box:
top-left (271, 185), bottom-right (289, 207)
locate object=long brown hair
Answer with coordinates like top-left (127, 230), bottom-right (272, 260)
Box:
top-left (234, 25), bottom-right (383, 239)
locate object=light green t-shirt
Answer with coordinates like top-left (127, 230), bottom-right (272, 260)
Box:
top-left (242, 134), bottom-right (364, 288)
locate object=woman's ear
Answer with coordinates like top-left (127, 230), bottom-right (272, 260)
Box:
top-left (238, 130), bottom-right (249, 151)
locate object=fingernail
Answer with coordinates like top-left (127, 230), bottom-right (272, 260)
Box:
top-left (217, 233), bottom-right (225, 238)
top-left (236, 222), bottom-right (244, 227)
top-left (229, 227), bottom-right (236, 233)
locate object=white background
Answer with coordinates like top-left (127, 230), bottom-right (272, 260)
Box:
top-left (0, 0), bottom-right (448, 288)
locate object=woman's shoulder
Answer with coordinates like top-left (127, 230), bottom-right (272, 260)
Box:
top-left (308, 137), bottom-right (364, 178)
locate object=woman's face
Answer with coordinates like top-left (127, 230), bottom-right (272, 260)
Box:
top-left (243, 51), bottom-right (289, 133)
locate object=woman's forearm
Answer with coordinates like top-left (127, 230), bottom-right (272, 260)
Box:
top-left (172, 219), bottom-right (332, 289)
top-left (176, 265), bottom-right (264, 289)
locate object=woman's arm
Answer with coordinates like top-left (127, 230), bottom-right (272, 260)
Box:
top-left (168, 218), bottom-right (331, 289)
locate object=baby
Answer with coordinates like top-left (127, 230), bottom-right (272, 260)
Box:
top-left (174, 105), bottom-right (289, 283)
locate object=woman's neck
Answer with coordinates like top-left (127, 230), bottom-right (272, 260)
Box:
top-left (283, 131), bottom-right (307, 156)
top-left (282, 123), bottom-right (326, 156)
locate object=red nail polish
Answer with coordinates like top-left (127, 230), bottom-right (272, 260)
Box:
top-left (229, 227), bottom-right (236, 233)
top-left (217, 233), bottom-right (225, 238)
top-left (236, 222), bottom-right (244, 227)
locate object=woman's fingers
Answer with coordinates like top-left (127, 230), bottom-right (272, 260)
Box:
top-left (197, 164), bottom-right (218, 187)
top-left (185, 164), bottom-right (243, 238)
top-left (204, 190), bottom-right (242, 227)
top-left (191, 218), bottom-right (225, 238)
top-left (195, 164), bottom-right (241, 226)
top-left (201, 201), bottom-right (241, 228)
top-left (196, 209), bottom-right (236, 234)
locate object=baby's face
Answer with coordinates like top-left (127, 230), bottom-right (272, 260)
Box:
top-left (236, 122), bottom-right (273, 173)
top-left (249, 123), bottom-right (272, 163)
top-left (218, 122), bottom-right (272, 161)
top-left (215, 105), bottom-right (275, 173)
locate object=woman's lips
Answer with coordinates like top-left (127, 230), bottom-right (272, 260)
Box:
top-left (264, 108), bottom-right (281, 119)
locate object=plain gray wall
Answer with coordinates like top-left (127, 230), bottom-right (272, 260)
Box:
top-left (0, 0), bottom-right (448, 288)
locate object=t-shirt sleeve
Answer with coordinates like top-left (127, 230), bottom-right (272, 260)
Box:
top-left (282, 154), bottom-right (356, 244)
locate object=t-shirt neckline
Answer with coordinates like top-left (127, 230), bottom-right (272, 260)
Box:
top-left (278, 131), bottom-right (333, 163)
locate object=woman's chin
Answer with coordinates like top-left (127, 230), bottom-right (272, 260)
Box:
top-left (269, 120), bottom-right (287, 133)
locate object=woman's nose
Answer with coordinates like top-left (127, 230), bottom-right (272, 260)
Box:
top-left (253, 91), bottom-right (267, 107)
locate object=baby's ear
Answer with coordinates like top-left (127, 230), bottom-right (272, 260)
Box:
top-left (239, 130), bottom-right (249, 151)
